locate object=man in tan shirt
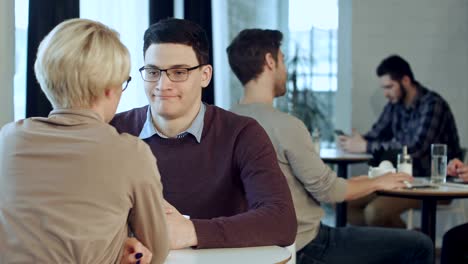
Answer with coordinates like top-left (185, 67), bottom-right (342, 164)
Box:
top-left (228, 28), bottom-right (433, 264)
top-left (0, 19), bottom-right (168, 263)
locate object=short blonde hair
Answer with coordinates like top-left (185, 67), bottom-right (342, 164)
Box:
top-left (34, 18), bottom-right (131, 108)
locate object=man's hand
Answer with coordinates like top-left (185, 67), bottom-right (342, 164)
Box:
top-left (448, 158), bottom-right (468, 182)
top-left (120, 237), bottom-right (153, 264)
top-left (345, 173), bottom-right (413, 200)
top-left (163, 200), bottom-right (198, 249)
top-left (373, 172), bottom-right (414, 190)
top-left (338, 129), bottom-right (367, 153)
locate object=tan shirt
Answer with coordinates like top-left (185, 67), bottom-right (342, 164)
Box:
top-left (231, 103), bottom-right (347, 250)
top-left (0, 109), bottom-right (169, 264)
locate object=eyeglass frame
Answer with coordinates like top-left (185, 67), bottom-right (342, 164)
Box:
top-left (138, 64), bottom-right (207, 83)
top-left (122, 76), bottom-right (132, 91)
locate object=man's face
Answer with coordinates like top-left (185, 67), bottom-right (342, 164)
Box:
top-left (143, 43), bottom-right (211, 120)
top-left (379, 74), bottom-right (403, 104)
top-left (273, 50), bottom-right (287, 97)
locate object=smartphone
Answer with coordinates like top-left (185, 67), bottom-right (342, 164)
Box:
top-left (405, 185), bottom-right (438, 189)
top-left (334, 129), bottom-right (347, 136)
top-left (447, 177), bottom-right (468, 185)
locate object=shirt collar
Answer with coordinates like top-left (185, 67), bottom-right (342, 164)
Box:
top-left (33, 108), bottom-right (105, 125)
top-left (139, 103), bottom-right (205, 143)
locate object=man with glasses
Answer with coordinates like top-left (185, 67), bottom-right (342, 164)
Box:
top-left (110, 18), bottom-right (296, 249)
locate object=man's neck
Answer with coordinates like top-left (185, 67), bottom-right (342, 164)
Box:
top-left (151, 102), bottom-right (201, 138)
top-left (403, 82), bottom-right (419, 107)
top-left (240, 75), bottom-right (275, 105)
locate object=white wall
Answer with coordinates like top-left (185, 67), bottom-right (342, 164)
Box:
top-left (338, 0), bottom-right (468, 148)
top-left (336, 0), bottom-right (353, 133)
top-left (0, 0), bottom-right (15, 126)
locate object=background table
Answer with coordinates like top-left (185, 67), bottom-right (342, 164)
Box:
top-left (164, 246), bottom-right (291, 264)
top-left (377, 183), bottom-right (468, 243)
top-left (320, 148), bottom-right (373, 226)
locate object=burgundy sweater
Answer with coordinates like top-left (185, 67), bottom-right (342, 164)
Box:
top-left (111, 104), bottom-right (296, 249)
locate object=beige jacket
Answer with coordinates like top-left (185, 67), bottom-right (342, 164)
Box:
top-left (0, 109), bottom-right (169, 263)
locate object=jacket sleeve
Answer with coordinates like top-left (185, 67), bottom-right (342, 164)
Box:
top-left (283, 118), bottom-right (347, 203)
top-left (128, 140), bottom-right (169, 264)
top-left (191, 121), bottom-right (297, 248)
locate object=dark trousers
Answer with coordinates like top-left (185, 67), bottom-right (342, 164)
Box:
top-left (297, 224), bottom-right (433, 264)
top-left (441, 223), bottom-right (468, 264)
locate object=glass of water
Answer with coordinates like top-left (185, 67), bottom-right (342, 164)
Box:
top-left (431, 144), bottom-right (447, 184)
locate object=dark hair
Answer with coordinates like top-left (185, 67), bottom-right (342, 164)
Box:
top-left (143, 18), bottom-right (209, 64)
top-left (227, 29), bottom-right (283, 85)
top-left (376, 55), bottom-right (415, 82)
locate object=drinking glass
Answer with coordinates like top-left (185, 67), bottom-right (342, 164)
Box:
top-left (431, 144), bottom-right (447, 184)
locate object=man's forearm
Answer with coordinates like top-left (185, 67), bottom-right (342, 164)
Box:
top-left (191, 202), bottom-right (296, 249)
top-left (345, 176), bottom-right (379, 201)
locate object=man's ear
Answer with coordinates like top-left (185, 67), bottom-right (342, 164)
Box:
top-left (401, 75), bottom-right (411, 87)
top-left (201, 65), bottom-right (213, 89)
top-left (265, 53), bottom-right (276, 70)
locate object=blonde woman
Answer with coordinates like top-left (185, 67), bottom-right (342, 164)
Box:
top-left (0, 19), bottom-right (168, 263)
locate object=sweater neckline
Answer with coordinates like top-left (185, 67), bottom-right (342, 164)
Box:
top-left (142, 104), bottom-right (214, 145)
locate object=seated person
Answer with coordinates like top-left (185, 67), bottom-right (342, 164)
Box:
top-left (340, 55), bottom-right (462, 228)
top-left (441, 159), bottom-right (468, 263)
top-left (227, 28), bottom-right (433, 264)
top-left (110, 18), bottom-right (296, 249)
top-left (0, 19), bottom-right (168, 264)
top-left (441, 217), bottom-right (468, 264)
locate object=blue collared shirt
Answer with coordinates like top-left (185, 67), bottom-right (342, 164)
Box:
top-left (139, 103), bottom-right (205, 143)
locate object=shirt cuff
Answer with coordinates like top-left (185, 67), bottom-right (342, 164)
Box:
top-left (191, 219), bottom-right (223, 249)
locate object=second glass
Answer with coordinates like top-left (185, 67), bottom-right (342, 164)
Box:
top-left (431, 144), bottom-right (447, 184)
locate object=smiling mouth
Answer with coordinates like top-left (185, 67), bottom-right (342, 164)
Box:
top-left (154, 95), bottom-right (178, 99)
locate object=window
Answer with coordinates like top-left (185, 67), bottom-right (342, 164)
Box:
top-left (14, 1), bottom-right (149, 119)
top-left (80, 0), bottom-right (149, 113)
top-left (288, 0), bottom-right (338, 92)
top-left (14, 0), bottom-right (28, 120)
top-left (284, 0), bottom-right (338, 142)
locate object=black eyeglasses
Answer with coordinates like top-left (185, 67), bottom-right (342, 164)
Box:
top-left (122, 76), bottom-right (132, 91)
top-left (138, 64), bottom-right (205, 82)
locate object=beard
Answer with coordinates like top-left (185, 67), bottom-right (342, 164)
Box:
top-left (397, 81), bottom-right (407, 103)
top-left (274, 82), bottom-right (287, 97)
top-left (274, 73), bottom-right (287, 97)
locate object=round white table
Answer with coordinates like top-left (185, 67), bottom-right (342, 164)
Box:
top-left (320, 148), bottom-right (373, 164)
top-left (377, 182), bottom-right (468, 244)
top-left (164, 246), bottom-right (291, 264)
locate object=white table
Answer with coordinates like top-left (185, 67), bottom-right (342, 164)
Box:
top-left (320, 148), bottom-right (373, 164)
top-left (164, 246), bottom-right (291, 264)
top-left (320, 148), bottom-right (373, 226)
top-left (377, 181), bottom-right (468, 244)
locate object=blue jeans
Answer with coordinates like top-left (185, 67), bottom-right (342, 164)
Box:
top-left (297, 224), bottom-right (433, 264)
